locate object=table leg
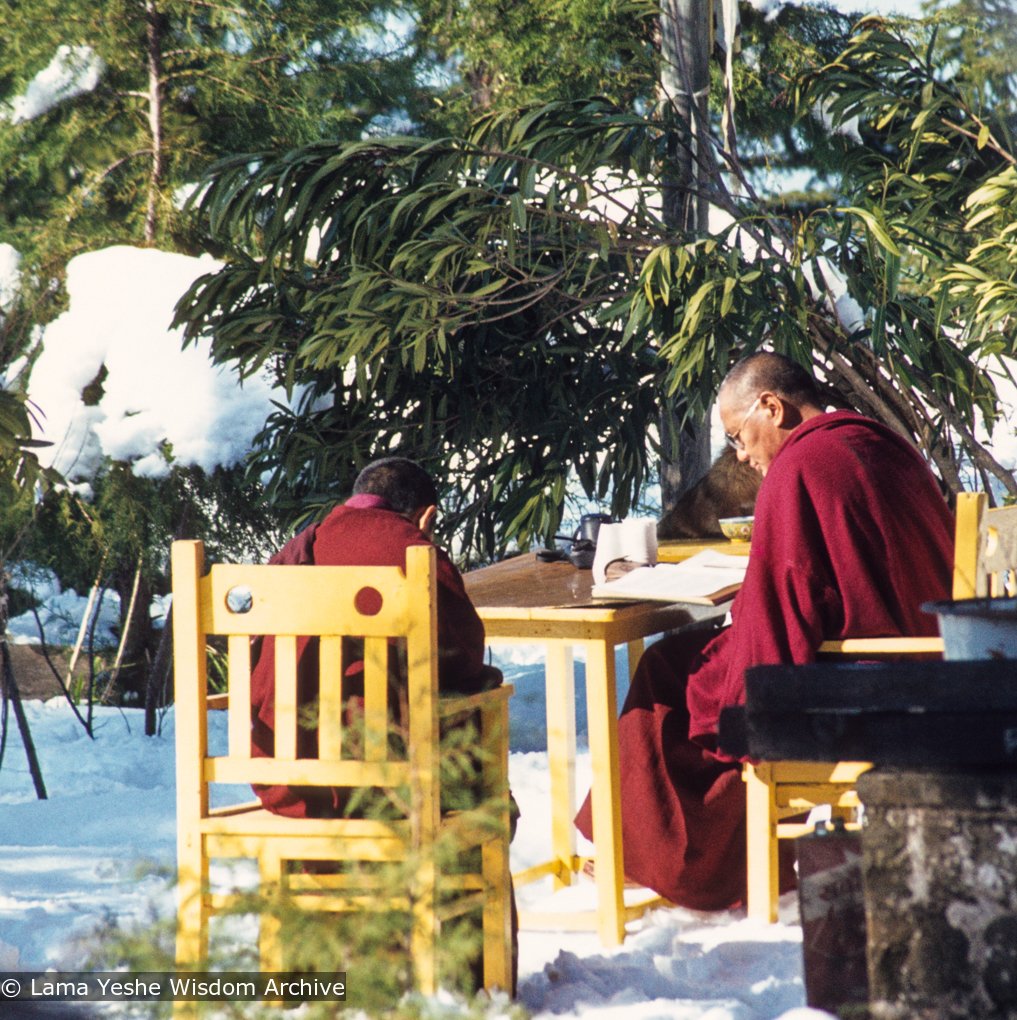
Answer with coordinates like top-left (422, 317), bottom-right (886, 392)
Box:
top-left (583, 638), bottom-right (626, 946)
top-left (545, 641), bottom-right (576, 890)
top-left (626, 638), bottom-right (645, 683)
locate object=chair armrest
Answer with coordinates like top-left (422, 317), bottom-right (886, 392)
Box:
top-left (438, 684), bottom-right (514, 720)
top-left (818, 636), bottom-right (943, 657)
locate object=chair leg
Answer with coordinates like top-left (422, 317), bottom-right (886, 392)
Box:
top-left (745, 764), bottom-right (780, 923)
top-left (545, 642), bottom-right (576, 892)
top-left (411, 856), bottom-right (439, 996)
top-left (174, 836), bottom-right (207, 1020)
top-left (259, 851), bottom-right (284, 973)
top-left (176, 851), bottom-right (208, 966)
top-left (481, 836), bottom-right (513, 992)
top-left (480, 696), bottom-right (513, 992)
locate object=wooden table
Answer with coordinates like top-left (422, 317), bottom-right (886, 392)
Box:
top-left (464, 548), bottom-right (731, 945)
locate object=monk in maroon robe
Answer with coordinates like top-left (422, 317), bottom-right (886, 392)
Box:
top-left (250, 456), bottom-right (501, 818)
top-left (577, 352), bottom-right (955, 910)
top-left (250, 456), bottom-right (515, 994)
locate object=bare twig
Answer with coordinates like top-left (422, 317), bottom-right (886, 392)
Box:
top-left (28, 605), bottom-right (94, 738)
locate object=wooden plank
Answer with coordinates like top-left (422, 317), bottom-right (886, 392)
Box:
top-left (953, 492), bottom-right (985, 599)
top-left (745, 762), bottom-right (780, 923)
top-left (363, 635), bottom-right (389, 762)
top-left (512, 859), bottom-right (573, 887)
top-left (818, 636), bottom-right (943, 656)
top-left (477, 610), bottom-right (702, 642)
top-left (200, 561), bottom-right (411, 636)
top-left (984, 501), bottom-right (1017, 597)
top-left (546, 642), bottom-right (576, 893)
top-left (464, 555), bottom-right (585, 609)
top-left (438, 685), bottom-right (512, 719)
top-left (206, 756), bottom-right (408, 787)
top-left (274, 635), bottom-right (298, 761)
top-left (206, 833), bottom-right (407, 861)
top-left (226, 635), bottom-right (251, 758)
top-left (743, 709), bottom-right (1017, 766)
top-left (171, 540), bottom-right (211, 977)
top-left (583, 638), bottom-right (626, 946)
top-left (318, 635), bottom-right (343, 761)
top-left (744, 661), bottom-right (1017, 712)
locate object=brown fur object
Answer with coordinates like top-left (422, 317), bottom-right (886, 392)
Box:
top-left (657, 446), bottom-right (761, 539)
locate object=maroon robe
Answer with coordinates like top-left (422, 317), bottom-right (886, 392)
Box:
top-left (250, 496), bottom-right (499, 818)
top-left (577, 411), bottom-right (955, 909)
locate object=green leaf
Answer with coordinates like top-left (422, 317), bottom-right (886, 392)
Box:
top-left (838, 206), bottom-right (902, 257)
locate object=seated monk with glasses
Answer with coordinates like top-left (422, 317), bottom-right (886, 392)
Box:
top-left (576, 351), bottom-right (955, 909)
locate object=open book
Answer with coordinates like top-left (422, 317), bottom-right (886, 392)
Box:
top-left (591, 549), bottom-right (749, 605)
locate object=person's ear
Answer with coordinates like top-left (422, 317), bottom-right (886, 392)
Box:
top-left (417, 505), bottom-right (437, 538)
top-left (760, 391), bottom-right (786, 427)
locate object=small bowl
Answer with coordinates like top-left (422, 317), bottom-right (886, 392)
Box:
top-left (719, 516), bottom-right (754, 542)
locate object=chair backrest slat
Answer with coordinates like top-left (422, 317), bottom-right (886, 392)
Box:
top-left (227, 634), bottom-right (252, 757)
top-left (953, 493), bottom-right (982, 599)
top-left (985, 505), bottom-right (1017, 597)
top-left (318, 635), bottom-right (344, 761)
top-left (273, 635), bottom-right (299, 761)
top-left (363, 635), bottom-right (391, 762)
top-left (953, 493), bottom-right (1017, 599)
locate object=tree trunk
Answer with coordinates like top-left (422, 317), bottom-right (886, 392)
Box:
top-left (658, 0), bottom-right (714, 506)
top-left (466, 62), bottom-right (495, 111)
top-left (109, 561), bottom-right (155, 705)
top-left (659, 414), bottom-right (713, 509)
top-left (145, 604), bottom-right (173, 736)
top-left (660, 0), bottom-right (711, 237)
top-left (144, 0), bottom-right (164, 244)
top-left (146, 503), bottom-right (192, 733)
top-left (0, 568), bottom-right (47, 799)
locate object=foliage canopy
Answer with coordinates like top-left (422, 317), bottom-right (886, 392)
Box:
top-left (0, 0), bottom-right (416, 281)
top-left (175, 5), bottom-right (1017, 561)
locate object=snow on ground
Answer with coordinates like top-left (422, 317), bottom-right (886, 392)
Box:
top-left (4, 565), bottom-right (124, 649)
top-left (0, 643), bottom-right (831, 1020)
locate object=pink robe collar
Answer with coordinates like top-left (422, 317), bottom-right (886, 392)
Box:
top-left (344, 493), bottom-right (393, 511)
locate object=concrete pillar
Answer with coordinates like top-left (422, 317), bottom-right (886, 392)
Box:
top-left (858, 767), bottom-right (1017, 1020)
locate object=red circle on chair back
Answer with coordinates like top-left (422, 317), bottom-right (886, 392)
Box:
top-left (354, 586), bottom-right (383, 616)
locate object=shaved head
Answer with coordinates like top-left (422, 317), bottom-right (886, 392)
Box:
top-left (718, 351), bottom-right (826, 475)
top-left (720, 352), bottom-right (822, 410)
top-left (352, 457), bottom-right (437, 515)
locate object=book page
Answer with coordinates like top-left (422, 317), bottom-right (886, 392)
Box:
top-left (591, 549), bottom-right (749, 604)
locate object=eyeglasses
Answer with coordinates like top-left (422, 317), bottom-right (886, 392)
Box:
top-left (724, 396), bottom-right (762, 451)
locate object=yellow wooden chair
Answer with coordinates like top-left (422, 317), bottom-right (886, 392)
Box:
top-left (171, 539), bottom-right (514, 998)
top-left (744, 491), bottom-right (1017, 922)
top-left (952, 490), bottom-right (1017, 599)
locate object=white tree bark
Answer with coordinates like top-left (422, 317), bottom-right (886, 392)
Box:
top-left (145, 0), bottom-right (164, 244)
top-left (658, 0), bottom-right (713, 505)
